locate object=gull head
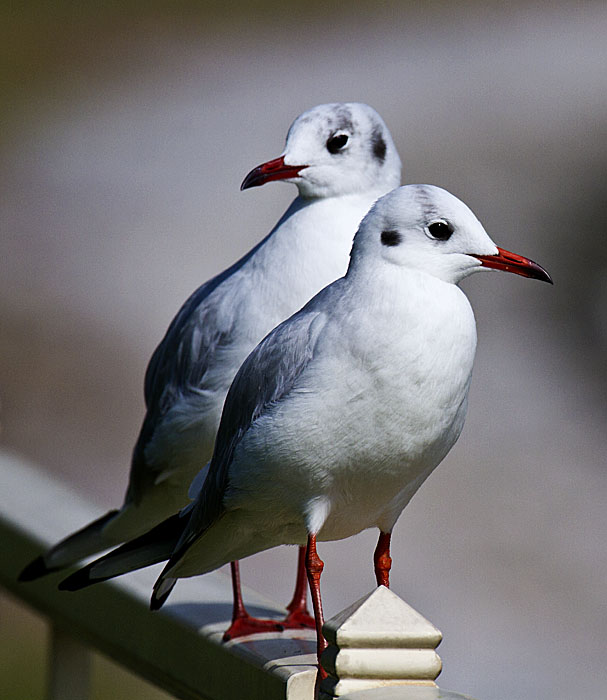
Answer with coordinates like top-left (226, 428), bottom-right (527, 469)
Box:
top-left (349, 184), bottom-right (552, 286)
top-left (241, 102), bottom-right (401, 199)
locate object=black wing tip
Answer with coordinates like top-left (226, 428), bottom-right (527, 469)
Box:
top-left (58, 565), bottom-right (100, 592)
top-left (150, 576), bottom-right (175, 611)
top-left (18, 508), bottom-right (123, 584)
top-left (150, 591), bottom-right (167, 611)
top-left (18, 555), bottom-right (57, 582)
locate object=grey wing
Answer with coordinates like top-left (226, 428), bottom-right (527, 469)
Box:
top-left (128, 224), bottom-right (288, 504)
top-left (143, 228), bottom-right (279, 410)
top-left (172, 307), bottom-right (328, 555)
top-left (143, 277), bottom-right (230, 412)
top-left (126, 269), bottom-right (241, 504)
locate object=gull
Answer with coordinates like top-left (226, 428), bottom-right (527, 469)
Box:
top-left (60, 184), bottom-right (552, 673)
top-left (19, 102), bottom-right (402, 638)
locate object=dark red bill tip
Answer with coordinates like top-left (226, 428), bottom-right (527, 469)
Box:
top-left (474, 246), bottom-right (553, 284)
top-left (240, 156), bottom-right (307, 190)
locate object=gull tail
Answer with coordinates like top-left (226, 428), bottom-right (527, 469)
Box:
top-left (58, 513), bottom-right (185, 591)
top-left (18, 510), bottom-right (120, 582)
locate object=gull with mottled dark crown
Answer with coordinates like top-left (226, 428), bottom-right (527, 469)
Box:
top-left (20, 102), bottom-right (402, 639)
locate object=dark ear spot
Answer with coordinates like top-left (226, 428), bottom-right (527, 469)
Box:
top-left (381, 230), bottom-right (401, 246)
top-left (371, 127), bottom-right (387, 163)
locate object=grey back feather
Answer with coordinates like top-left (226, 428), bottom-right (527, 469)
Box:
top-left (127, 201), bottom-right (309, 504)
top-left (168, 307), bottom-right (327, 560)
top-left (126, 239), bottom-right (269, 503)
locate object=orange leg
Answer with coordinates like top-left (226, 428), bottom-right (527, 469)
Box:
top-left (373, 531), bottom-right (392, 588)
top-left (305, 533), bottom-right (327, 678)
top-left (222, 561), bottom-right (285, 641)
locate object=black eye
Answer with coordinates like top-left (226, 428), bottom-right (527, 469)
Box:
top-left (427, 221), bottom-right (454, 240)
top-left (326, 133), bottom-right (349, 154)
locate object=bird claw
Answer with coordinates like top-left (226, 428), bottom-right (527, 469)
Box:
top-left (222, 606), bottom-right (316, 641)
top-left (282, 607), bottom-right (316, 630)
top-left (222, 615), bottom-right (285, 642)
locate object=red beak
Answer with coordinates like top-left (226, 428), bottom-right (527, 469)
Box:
top-left (240, 156), bottom-right (307, 190)
top-left (474, 247), bottom-right (553, 284)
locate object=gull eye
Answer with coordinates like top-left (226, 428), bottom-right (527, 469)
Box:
top-left (326, 133), bottom-right (349, 154)
top-left (427, 220), bottom-right (454, 241)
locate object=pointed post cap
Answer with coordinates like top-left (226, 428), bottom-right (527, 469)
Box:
top-left (323, 586), bottom-right (442, 649)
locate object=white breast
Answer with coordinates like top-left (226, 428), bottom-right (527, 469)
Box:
top-left (226, 271), bottom-right (477, 543)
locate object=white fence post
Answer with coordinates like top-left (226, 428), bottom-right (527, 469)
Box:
top-left (47, 624), bottom-right (92, 700)
top-left (319, 587), bottom-right (443, 699)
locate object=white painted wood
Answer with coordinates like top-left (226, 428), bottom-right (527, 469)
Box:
top-left (323, 587), bottom-right (442, 649)
top-left (47, 624), bottom-right (92, 700)
top-left (323, 648), bottom-right (442, 680)
top-left (333, 688), bottom-right (476, 700)
top-left (320, 587), bottom-right (443, 699)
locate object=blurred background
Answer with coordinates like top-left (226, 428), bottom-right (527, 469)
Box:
top-left (1, 2), bottom-right (606, 699)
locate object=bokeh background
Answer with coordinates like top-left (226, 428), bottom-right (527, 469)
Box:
top-left (1, 2), bottom-right (606, 699)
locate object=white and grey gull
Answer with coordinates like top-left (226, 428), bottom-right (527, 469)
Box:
top-left (19, 102), bottom-right (402, 639)
top-left (60, 184), bottom-right (552, 673)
